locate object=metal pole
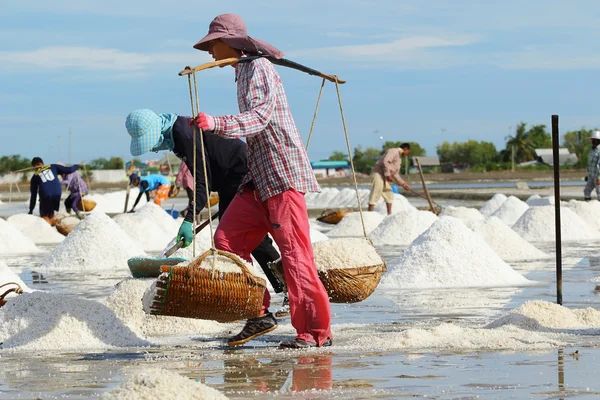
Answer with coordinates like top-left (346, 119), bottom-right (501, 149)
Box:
top-left (552, 114), bottom-right (563, 305)
top-left (511, 145), bottom-right (515, 172)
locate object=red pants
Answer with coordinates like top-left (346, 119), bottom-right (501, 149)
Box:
top-left (214, 188), bottom-right (332, 346)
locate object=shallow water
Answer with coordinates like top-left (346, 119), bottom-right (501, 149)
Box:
top-left (2, 239), bottom-right (600, 398)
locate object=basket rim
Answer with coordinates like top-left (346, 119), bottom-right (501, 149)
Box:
top-left (317, 262), bottom-right (387, 274)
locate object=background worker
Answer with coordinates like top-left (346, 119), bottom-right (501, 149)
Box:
top-left (129, 173), bottom-right (171, 212)
top-left (368, 143), bottom-right (411, 215)
top-left (61, 171), bottom-right (88, 219)
top-left (584, 130), bottom-right (600, 201)
top-left (29, 157), bottom-right (80, 224)
top-left (175, 161), bottom-right (194, 219)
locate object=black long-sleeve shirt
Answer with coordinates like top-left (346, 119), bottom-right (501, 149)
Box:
top-left (171, 116), bottom-right (248, 222)
top-left (29, 164), bottom-right (79, 213)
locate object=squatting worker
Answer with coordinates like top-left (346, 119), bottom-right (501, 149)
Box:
top-left (368, 143), bottom-right (411, 215)
top-left (128, 173), bottom-right (171, 212)
top-left (191, 13), bottom-right (332, 349)
top-left (125, 109), bottom-right (284, 346)
top-left (584, 130), bottom-right (600, 201)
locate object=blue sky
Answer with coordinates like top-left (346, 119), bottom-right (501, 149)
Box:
top-left (2, 0), bottom-right (600, 164)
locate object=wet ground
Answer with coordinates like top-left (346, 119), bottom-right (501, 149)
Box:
top-left (2, 238), bottom-right (600, 399)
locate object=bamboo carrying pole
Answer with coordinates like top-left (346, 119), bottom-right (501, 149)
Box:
top-left (415, 158), bottom-right (436, 213)
top-left (551, 114), bottom-right (563, 305)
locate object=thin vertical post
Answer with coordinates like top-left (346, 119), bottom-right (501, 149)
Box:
top-left (552, 114), bottom-right (563, 305)
top-left (511, 145), bottom-right (515, 172)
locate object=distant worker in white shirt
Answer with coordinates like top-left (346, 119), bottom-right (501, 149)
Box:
top-left (368, 143), bottom-right (411, 215)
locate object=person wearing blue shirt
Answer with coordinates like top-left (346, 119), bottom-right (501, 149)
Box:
top-left (129, 173), bottom-right (172, 212)
top-left (29, 157), bottom-right (79, 223)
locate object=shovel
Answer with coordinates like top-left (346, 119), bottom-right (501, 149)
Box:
top-left (127, 213), bottom-right (218, 278)
top-left (407, 188), bottom-right (443, 215)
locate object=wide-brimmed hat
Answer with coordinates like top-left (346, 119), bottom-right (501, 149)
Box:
top-left (193, 14), bottom-right (284, 59)
top-left (588, 130), bottom-right (600, 140)
top-left (126, 109), bottom-right (162, 157)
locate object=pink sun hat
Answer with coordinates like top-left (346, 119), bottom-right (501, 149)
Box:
top-left (193, 14), bottom-right (284, 59)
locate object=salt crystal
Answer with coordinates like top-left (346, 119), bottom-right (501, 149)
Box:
top-left (6, 214), bottom-right (64, 244)
top-left (440, 206), bottom-right (485, 222)
top-left (369, 210), bottom-right (437, 246)
top-left (0, 217), bottom-right (42, 255)
top-left (40, 212), bottom-right (146, 271)
top-left (465, 217), bottom-right (549, 261)
top-left (381, 216), bottom-right (531, 289)
top-left (312, 238), bottom-right (383, 271)
top-left (327, 211), bottom-right (384, 238)
top-left (479, 193), bottom-right (507, 216)
top-left (491, 196), bottom-right (529, 225)
top-left (0, 291), bottom-right (149, 351)
top-left (100, 368), bottom-right (228, 400)
top-left (512, 205), bottom-right (600, 242)
top-left (567, 200), bottom-right (600, 232)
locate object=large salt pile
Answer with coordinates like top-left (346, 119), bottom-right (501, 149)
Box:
top-left (87, 188), bottom-right (148, 214)
top-left (512, 205), bottom-right (600, 242)
top-left (7, 213), bottom-right (64, 244)
top-left (105, 279), bottom-right (229, 337)
top-left (567, 200), bottom-right (600, 232)
top-left (374, 193), bottom-right (416, 214)
top-left (491, 196), bottom-right (529, 225)
top-left (0, 260), bottom-right (29, 297)
top-left (40, 212), bottom-right (146, 271)
top-left (479, 193), bottom-right (507, 216)
top-left (465, 217), bottom-right (548, 261)
top-left (135, 203), bottom-right (180, 237)
top-left (100, 368), bottom-right (228, 400)
top-left (0, 217), bottom-right (42, 255)
top-left (0, 291), bottom-right (149, 351)
top-left (369, 210), bottom-right (437, 246)
top-left (304, 187), bottom-right (371, 209)
top-left (312, 238), bottom-right (383, 271)
top-left (526, 195), bottom-right (565, 207)
top-left (440, 206), bottom-right (484, 222)
top-left (381, 217), bottom-right (531, 289)
top-left (327, 211), bottom-right (384, 238)
top-left (113, 213), bottom-right (173, 252)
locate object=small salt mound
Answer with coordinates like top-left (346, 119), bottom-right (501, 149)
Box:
top-left (440, 206), bottom-right (484, 222)
top-left (87, 188), bottom-right (148, 214)
top-left (567, 200), bottom-right (600, 232)
top-left (135, 203), bottom-right (180, 236)
top-left (491, 196), bottom-right (529, 225)
top-left (40, 212), bottom-right (146, 271)
top-left (312, 238), bottom-right (383, 271)
top-left (0, 291), bottom-right (149, 351)
top-left (0, 260), bottom-right (30, 297)
top-left (512, 206), bottom-right (600, 242)
top-left (479, 193), bottom-right (507, 216)
top-left (105, 279), bottom-right (229, 337)
top-left (381, 217), bottom-right (531, 289)
top-left (327, 212), bottom-right (384, 237)
top-left (100, 368), bottom-right (228, 400)
top-left (374, 193), bottom-right (416, 215)
top-left (487, 300), bottom-right (600, 331)
top-left (310, 228), bottom-right (328, 242)
top-left (113, 213), bottom-right (173, 252)
top-left (526, 195), bottom-right (565, 207)
top-left (0, 218), bottom-right (42, 255)
top-left (6, 214), bottom-right (64, 244)
top-left (465, 217), bottom-right (549, 261)
top-left (369, 210), bottom-right (437, 246)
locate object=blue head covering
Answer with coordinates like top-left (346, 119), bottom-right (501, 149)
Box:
top-left (126, 109), bottom-right (178, 156)
top-left (129, 173), bottom-right (139, 184)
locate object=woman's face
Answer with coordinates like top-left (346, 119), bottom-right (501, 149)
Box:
top-left (208, 39), bottom-right (240, 63)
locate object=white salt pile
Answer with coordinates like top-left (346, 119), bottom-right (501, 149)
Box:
top-left (567, 200), bottom-right (600, 232)
top-left (440, 206), bottom-right (484, 222)
top-left (512, 205), bottom-right (600, 242)
top-left (374, 193), bottom-right (416, 214)
top-left (312, 238), bottom-right (383, 271)
top-left (479, 193), bottom-right (507, 216)
top-left (526, 195), bottom-right (565, 207)
top-left (113, 213), bottom-right (173, 252)
top-left (304, 187), bottom-right (371, 209)
top-left (105, 279), bottom-right (229, 338)
top-left (0, 291), bottom-right (149, 351)
top-left (87, 188), bottom-right (148, 214)
top-left (369, 210), bottom-right (438, 246)
top-left (0, 260), bottom-right (30, 297)
top-left (40, 212), bottom-right (146, 271)
top-left (134, 203), bottom-right (180, 237)
top-left (0, 217), bottom-right (42, 255)
top-left (491, 195), bottom-right (529, 225)
top-left (327, 211), bottom-right (384, 238)
top-left (465, 217), bottom-right (549, 261)
top-left (381, 217), bottom-right (531, 289)
top-left (310, 228), bottom-right (329, 242)
top-left (7, 214), bottom-right (65, 244)
top-left (100, 368), bottom-right (228, 400)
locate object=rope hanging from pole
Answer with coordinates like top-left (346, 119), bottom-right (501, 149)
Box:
top-left (305, 78), bottom-right (326, 151)
top-left (187, 74), bottom-right (198, 259)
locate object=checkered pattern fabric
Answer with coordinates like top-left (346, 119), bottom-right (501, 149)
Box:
top-left (213, 58), bottom-right (320, 202)
top-left (126, 109), bottom-right (162, 156)
top-left (588, 147), bottom-right (600, 180)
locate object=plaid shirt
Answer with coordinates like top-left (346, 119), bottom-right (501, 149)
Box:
top-left (213, 57), bottom-right (320, 202)
top-left (588, 147), bottom-right (600, 180)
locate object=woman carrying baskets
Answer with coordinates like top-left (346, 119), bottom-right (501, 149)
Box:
top-left (191, 14), bottom-right (332, 349)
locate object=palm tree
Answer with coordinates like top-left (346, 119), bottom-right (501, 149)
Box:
top-left (505, 123), bottom-right (535, 163)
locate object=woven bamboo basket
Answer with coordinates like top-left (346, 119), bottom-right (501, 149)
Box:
top-left (316, 209), bottom-right (352, 225)
top-left (56, 216), bottom-right (80, 236)
top-left (168, 185), bottom-right (180, 198)
top-left (77, 198), bottom-right (97, 212)
top-left (147, 249), bottom-right (266, 323)
top-left (270, 259), bottom-right (386, 304)
top-left (0, 282), bottom-right (23, 308)
top-left (205, 193), bottom-right (219, 208)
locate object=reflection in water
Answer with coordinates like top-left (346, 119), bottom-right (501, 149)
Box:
top-left (558, 348), bottom-right (565, 400)
top-left (291, 356), bottom-right (333, 392)
top-left (30, 271), bottom-right (48, 284)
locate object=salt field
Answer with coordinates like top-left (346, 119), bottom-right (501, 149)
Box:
top-left (1, 190), bottom-right (600, 398)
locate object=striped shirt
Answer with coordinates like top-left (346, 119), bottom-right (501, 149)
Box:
top-left (588, 147), bottom-right (600, 180)
top-left (212, 57), bottom-right (320, 202)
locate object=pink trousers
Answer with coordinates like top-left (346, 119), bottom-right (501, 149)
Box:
top-left (214, 188), bottom-right (332, 346)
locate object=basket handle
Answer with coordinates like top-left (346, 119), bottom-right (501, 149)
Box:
top-left (194, 249), bottom-right (261, 282)
top-left (0, 282), bottom-right (23, 302)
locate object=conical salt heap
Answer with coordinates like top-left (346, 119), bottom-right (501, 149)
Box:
top-left (0, 217), bottom-right (42, 255)
top-left (7, 214), bottom-right (64, 244)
